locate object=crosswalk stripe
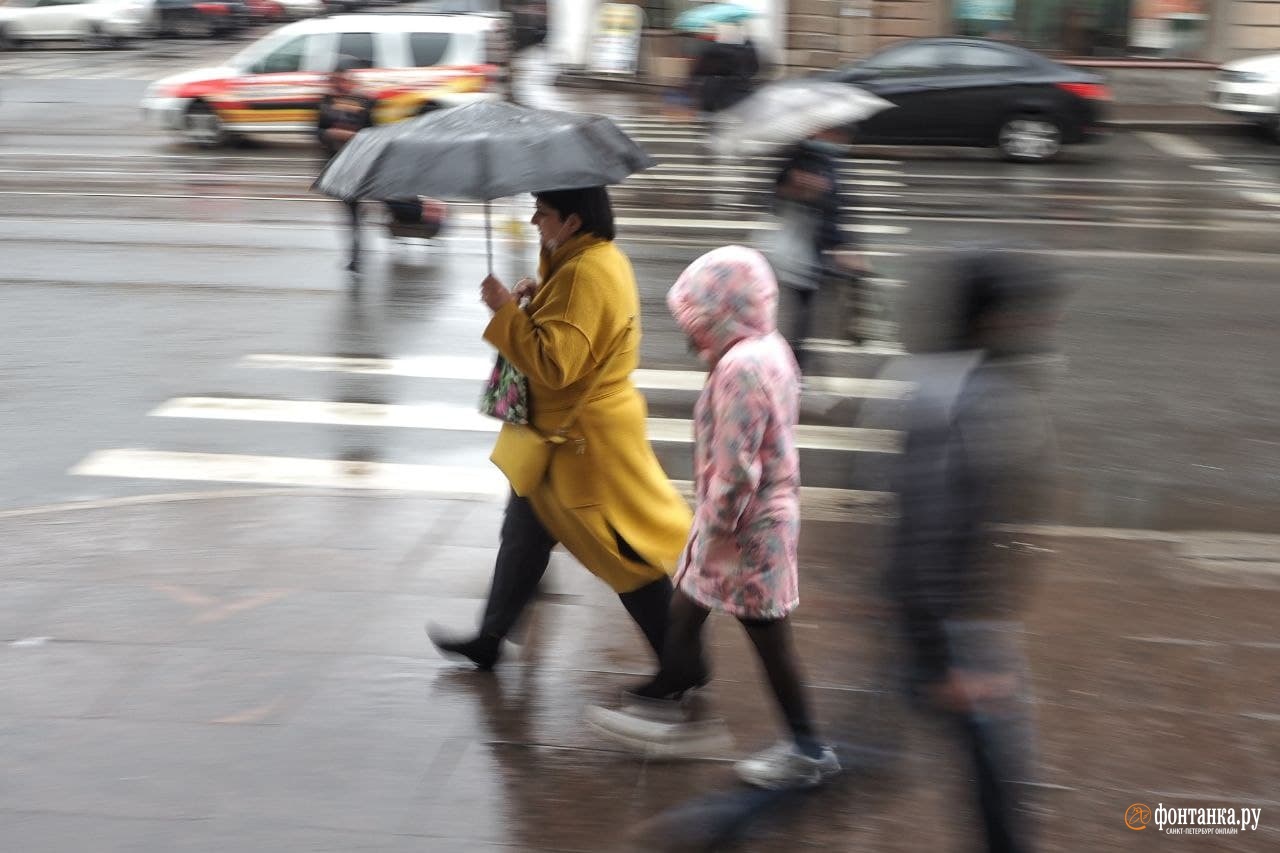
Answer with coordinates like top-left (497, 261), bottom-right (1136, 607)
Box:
top-left (630, 171), bottom-right (907, 188)
top-left (70, 449), bottom-right (893, 520)
top-left (73, 449), bottom-right (511, 498)
top-left (450, 211), bottom-right (911, 235)
top-left (237, 354), bottom-right (915, 400)
top-left (150, 397), bottom-right (903, 453)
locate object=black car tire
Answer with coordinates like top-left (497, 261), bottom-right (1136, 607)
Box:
top-left (998, 114), bottom-right (1063, 163)
top-left (0, 27), bottom-right (16, 51)
top-left (184, 100), bottom-right (226, 148)
top-left (85, 24), bottom-right (125, 49)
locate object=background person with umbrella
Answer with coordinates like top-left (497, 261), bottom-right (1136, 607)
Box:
top-left (674, 4), bottom-right (761, 115)
top-left (715, 80), bottom-right (894, 371)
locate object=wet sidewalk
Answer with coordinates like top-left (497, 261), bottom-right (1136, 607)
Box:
top-left (3, 490), bottom-right (1278, 852)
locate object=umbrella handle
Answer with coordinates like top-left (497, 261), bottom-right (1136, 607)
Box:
top-left (484, 199), bottom-right (492, 275)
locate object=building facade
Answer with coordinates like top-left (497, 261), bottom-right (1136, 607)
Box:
top-left (786, 0), bottom-right (1280, 69)
top-left (553, 1), bottom-right (1280, 87)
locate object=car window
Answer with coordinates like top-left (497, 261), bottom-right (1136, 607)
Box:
top-left (337, 32), bottom-right (376, 67)
top-left (862, 43), bottom-right (946, 75)
top-left (948, 45), bottom-right (1026, 71)
top-left (256, 34), bottom-right (310, 74)
top-left (409, 31), bottom-right (452, 67)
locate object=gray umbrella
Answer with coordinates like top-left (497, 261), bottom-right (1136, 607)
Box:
top-left (712, 79), bottom-right (894, 157)
top-left (313, 100), bottom-right (656, 270)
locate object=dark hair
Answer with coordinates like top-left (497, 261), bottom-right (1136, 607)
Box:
top-left (533, 187), bottom-right (616, 241)
top-left (953, 246), bottom-right (1065, 349)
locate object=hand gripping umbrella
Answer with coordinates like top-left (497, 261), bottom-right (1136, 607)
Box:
top-left (712, 79), bottom-right (895, 157)
top-left (313, 100), bottom-right (656, 272)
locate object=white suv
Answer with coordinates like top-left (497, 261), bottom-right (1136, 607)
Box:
top-left (0, 0), bottom-right (147, 48)
top-left (142, 13), bottom-right (512, 147)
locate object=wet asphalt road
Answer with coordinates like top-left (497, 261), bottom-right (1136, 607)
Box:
top-left (2, 39), bottom-right (1280, 531)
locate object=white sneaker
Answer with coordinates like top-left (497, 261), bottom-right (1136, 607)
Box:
top-left (584, 704), bottom-right (734, 760)
top-left (734, 741), bottom-right (841, 790)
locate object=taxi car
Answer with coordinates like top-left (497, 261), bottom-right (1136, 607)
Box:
top-left (141, 13), bottom-right (511, 147)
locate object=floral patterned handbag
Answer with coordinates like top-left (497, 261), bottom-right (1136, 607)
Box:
top-left (481, 319), bottom-right (633, 497)
top-left (479, 354), bottom-right (530, 426)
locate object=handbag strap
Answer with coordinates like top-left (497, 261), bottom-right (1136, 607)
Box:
top-left (552, 316), bottom-right (635, 439)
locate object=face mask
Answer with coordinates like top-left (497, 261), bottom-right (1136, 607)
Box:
top-left (545, 219), bottom-right (575, 253)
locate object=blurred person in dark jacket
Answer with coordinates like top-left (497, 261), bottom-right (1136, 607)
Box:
top-left (317, 55), bottom-right (375, 272)
top-left (771, 130), bottom-right (866, 373)
top-left (886, 247), bottom-right (1064, 853)
top-left (690, 25), bottom-right (759, 114)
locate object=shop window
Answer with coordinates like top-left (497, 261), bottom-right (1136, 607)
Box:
top-left (953, 0), bottom-right (1209, 60)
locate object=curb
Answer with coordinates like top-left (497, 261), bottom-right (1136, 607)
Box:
top-left (1100, 119), bottom-right (1252, 134)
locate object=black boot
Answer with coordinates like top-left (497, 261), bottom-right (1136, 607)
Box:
top-left (427, 628), bottom-right (501, 672)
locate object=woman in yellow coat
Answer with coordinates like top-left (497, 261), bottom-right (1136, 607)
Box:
top-left (429, 187), bottom-right (693, 670)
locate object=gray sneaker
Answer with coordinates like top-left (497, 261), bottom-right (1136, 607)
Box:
top-left (585, 704), bottom-right (734, 760)
top-left (734, 741), bottom-right (841, 790)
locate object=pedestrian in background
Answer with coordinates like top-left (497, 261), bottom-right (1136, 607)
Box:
top-left (885, 247), bottom-right (1064, 852)
top-left (316, 55), bottom-right (375, 272)
top-left (428, 187), bottom-right (692, 672)
top-left (771, 128), bottom-right (865, 373)
top-left (690, 24), bottom-right (758, 115)
top-left (587, 246), bottom-right (840, 790)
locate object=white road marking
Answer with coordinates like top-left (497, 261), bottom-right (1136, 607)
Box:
top-left (150, 397), bottom-right (903, 453)
top-left (1240, 190), bottom-right (1280, 206)
top-left (1139, 132), bottom-right (1221, 161)
top-left (69, 449), bottom-right (894, 520)
top-left (238, 354), bottom-right (915, 399)
top-left (0, 195), bottom-right (909, 234)
top-left (72, 450), bottom-right (512, 499)
top-left (632, 171), bottom-right (906, 188)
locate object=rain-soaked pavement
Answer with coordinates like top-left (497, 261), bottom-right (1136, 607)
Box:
top-left (4, 494), bottom-right (1279, 851)
top-left (2, 21), bottom-right (1280, 853)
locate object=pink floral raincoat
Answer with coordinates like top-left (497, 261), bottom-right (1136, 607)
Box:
top-left (667, 245), bottom-right (802, 620)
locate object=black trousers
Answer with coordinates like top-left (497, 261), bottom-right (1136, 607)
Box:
top-left (345, 200), bottom-right (361, 268)
top-left (479, 494), bottom-right (672, 658)
top-left (785, 286), bottom-right (818, 373)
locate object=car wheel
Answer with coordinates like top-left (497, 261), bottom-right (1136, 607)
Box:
top-left (0, 27), bottom-right (16, 51)
top-left (998, 114), bottom-right (1063, 163)
top-left (184, 101), bottom-right (225, 148)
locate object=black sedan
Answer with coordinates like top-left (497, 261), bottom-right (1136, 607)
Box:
top-left (822, 37), bottom-right (1111, 162)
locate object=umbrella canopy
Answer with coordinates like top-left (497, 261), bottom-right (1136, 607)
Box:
top-left (712, 79), bottom-right (895, 157)
top-left (313, 100), bottom-right (656, 204)
top-left (673, 2), bottom-right (757, 32)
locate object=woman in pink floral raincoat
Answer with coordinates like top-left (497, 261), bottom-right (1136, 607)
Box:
top-left (587, 245), bottom-right (840, 790)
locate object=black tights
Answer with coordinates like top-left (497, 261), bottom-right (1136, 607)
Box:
top-left (638, 588), bottom-right (820, 751)
top-left (479, 494), bottom-right (672, 660)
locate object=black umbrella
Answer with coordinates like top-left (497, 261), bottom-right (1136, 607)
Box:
top-left (313, 100), bottom-right (656, 271)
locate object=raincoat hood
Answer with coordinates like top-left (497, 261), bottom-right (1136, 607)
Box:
top-left (667, 246), bottom-right (778, 364)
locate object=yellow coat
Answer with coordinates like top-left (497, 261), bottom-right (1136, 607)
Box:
top-left (484, 234), bottom-right (693, 592)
